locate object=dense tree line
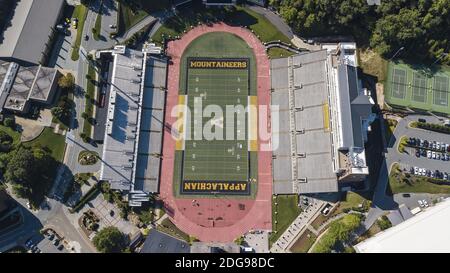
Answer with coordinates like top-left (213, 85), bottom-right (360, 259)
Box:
top-left (0, 0), bottom-right (18, 36)
top-left (0, 145), bottom-right (58, 207)
top-left (269, 0), bottom-right (450, 64)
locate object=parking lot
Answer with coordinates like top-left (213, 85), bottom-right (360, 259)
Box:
top-left (403, 136), bottom-right (450, 181)
top-left (24, 229), bottom-right (69, 253)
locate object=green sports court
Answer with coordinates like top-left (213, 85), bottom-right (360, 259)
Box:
top-left (385, 61), bottom-right (450, 115)
top-left (172, 32), bottom-right (258, 197)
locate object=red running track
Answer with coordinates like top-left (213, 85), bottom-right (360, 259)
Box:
top-left (159, 23), bottom-right (273, 242)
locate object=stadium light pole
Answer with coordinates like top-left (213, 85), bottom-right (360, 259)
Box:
top-left (389, 47), bottom-right (405, 61)
top-left (432, 53), bottom-right (448, 65)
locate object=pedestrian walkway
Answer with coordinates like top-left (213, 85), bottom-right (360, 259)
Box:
top-left (270, 199), bottom-right (325, 253)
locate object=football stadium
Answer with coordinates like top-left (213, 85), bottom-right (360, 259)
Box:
top-left (159, 23), bottom-right (272, 242)
top-left (173, 32), bottom-right (258, 197)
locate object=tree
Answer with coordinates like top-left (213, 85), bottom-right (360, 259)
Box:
top-left (93, 227), bottom-right (127, 253)
top-left (3, 117), bottom-right (15, 128)
top-left (58, 73), bottom-right (75, 90)
top-left (370, 8), bottom-right (425, 56)
top-left (377, 215), bottom-right (392, 230)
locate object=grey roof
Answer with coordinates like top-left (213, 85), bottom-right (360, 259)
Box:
top-left (398, 204), bottom-right (414, 221)
top-left (100, 48), bottom-right (145, 189)
top-left (337, 64), bottom-right (373, 148)
top-left (271, 50), bottom-right (338, 194)
top-left (100, 49), bottom-right (166, 196)
top-left (0, 0), bottom-right (65, 65)
top-left (140, 229), bottom-right (190, 253)
top-left (29, 66), bottom-right (58, 101)
top-left (0, 60), bottom-right (10, 84)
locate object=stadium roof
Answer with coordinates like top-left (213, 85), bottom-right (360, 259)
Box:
top-left (0, 0), bottom-right (64, 65)
top-left (354, 198), bottom-right (450, 253)
top-left (100, 47), bottom-right (166, 204)
top-left (271, 50), bottom-right (338, 194)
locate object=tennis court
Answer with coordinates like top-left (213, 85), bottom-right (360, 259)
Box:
top-left (385, 61), bottom-right (450, 115)
top-left (434, 75), bottom-right (449, 106)
top-left (412, 72), bottom-right (428, 103)
top-left (391, 68), bottom-right (407, 99)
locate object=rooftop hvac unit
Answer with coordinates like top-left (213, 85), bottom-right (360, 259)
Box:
top-left (294, 84), bottom-right (303, 89)
top-left (295, 106), bottom-right (304, 111)
top-left (297, 128), bottom-right (305, 134)
top-left (298, 153), bottom-right (306, 158)
top-left (126, 135), bottom-right (136, 140)
top-left (131, 78), bottom-right (141, 83)
top-left (133, 65), bottom-right (141, 71)
top-left (294, 63), bottom-right (302, 68)
top-left (298, 178), bottom-right (307, 183)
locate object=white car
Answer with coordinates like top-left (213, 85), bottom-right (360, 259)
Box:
top-left (437, 142), bottom-right (441, 150)
top-left (423, 200), bottom-right (429, 207)
top-left (421, 168), bottom-right (427, 176)
top-left (414, 166), bottom-right (419, 175)
top-left (418, 200), bottom-right (424, 208)
top-left (432, 151), bottom-right (436, 159)
top-left (427, 150), bottom-right (432, 158)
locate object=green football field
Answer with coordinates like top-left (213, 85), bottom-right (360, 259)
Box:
top-left (183, 67), bottom-right (249, 182)
top-left (173, 32), bottom-right (258, 197)
top-left (385, 61), bottom-right (450, 115)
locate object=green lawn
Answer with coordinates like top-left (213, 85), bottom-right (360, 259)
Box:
top-left (331, 191), bottom-right (371, 216)
top-left (118, 3), bottom-right (147, 35)
top-left (71, 5), bottom-right (88, 61)
top-left (267, 47), bottom-right (296, 59)
top-left (358, 49), bottom-right (388, 82)
top-left (117, 0), bottom-right (171, 35)
top-left (23, 128), bottom-right (66, 162)
top-left (157, 218), bottom-right (190, 242)
top-left (289, 230), bottom-right (317, 253)
top-left (270, 195), bottom-right (302, 246)
top-left (93, 12), bottom-right (102, 41)
top-left (83, 64), bottom-right (96, 139)
top-left (0, 124), bottom-right (21, 146)
top-left (388, 163), bottom-right (450, 194)
top-left (151, 4), bottom-right (290, 45)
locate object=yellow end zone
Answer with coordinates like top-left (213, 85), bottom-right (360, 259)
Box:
top-left (176, 95), bottom-right (186, 151)
top-left (248, 96), bottom-right (258, 151)
top-left (323, 102), bottom-right (330, 132)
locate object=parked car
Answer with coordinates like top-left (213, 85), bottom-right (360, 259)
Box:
top-left (427, 150), bottom-right (432, 159)
top-left (418, 200), bottom-right (424, 208)
top-left (72, 18), bottom-right (78, 29)
top-left (418, 118), bottom-right (426, 123)
top-left (25, 239), bottom-right (33, 248)
top-left (423, 200), bottom-right (429, 207)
